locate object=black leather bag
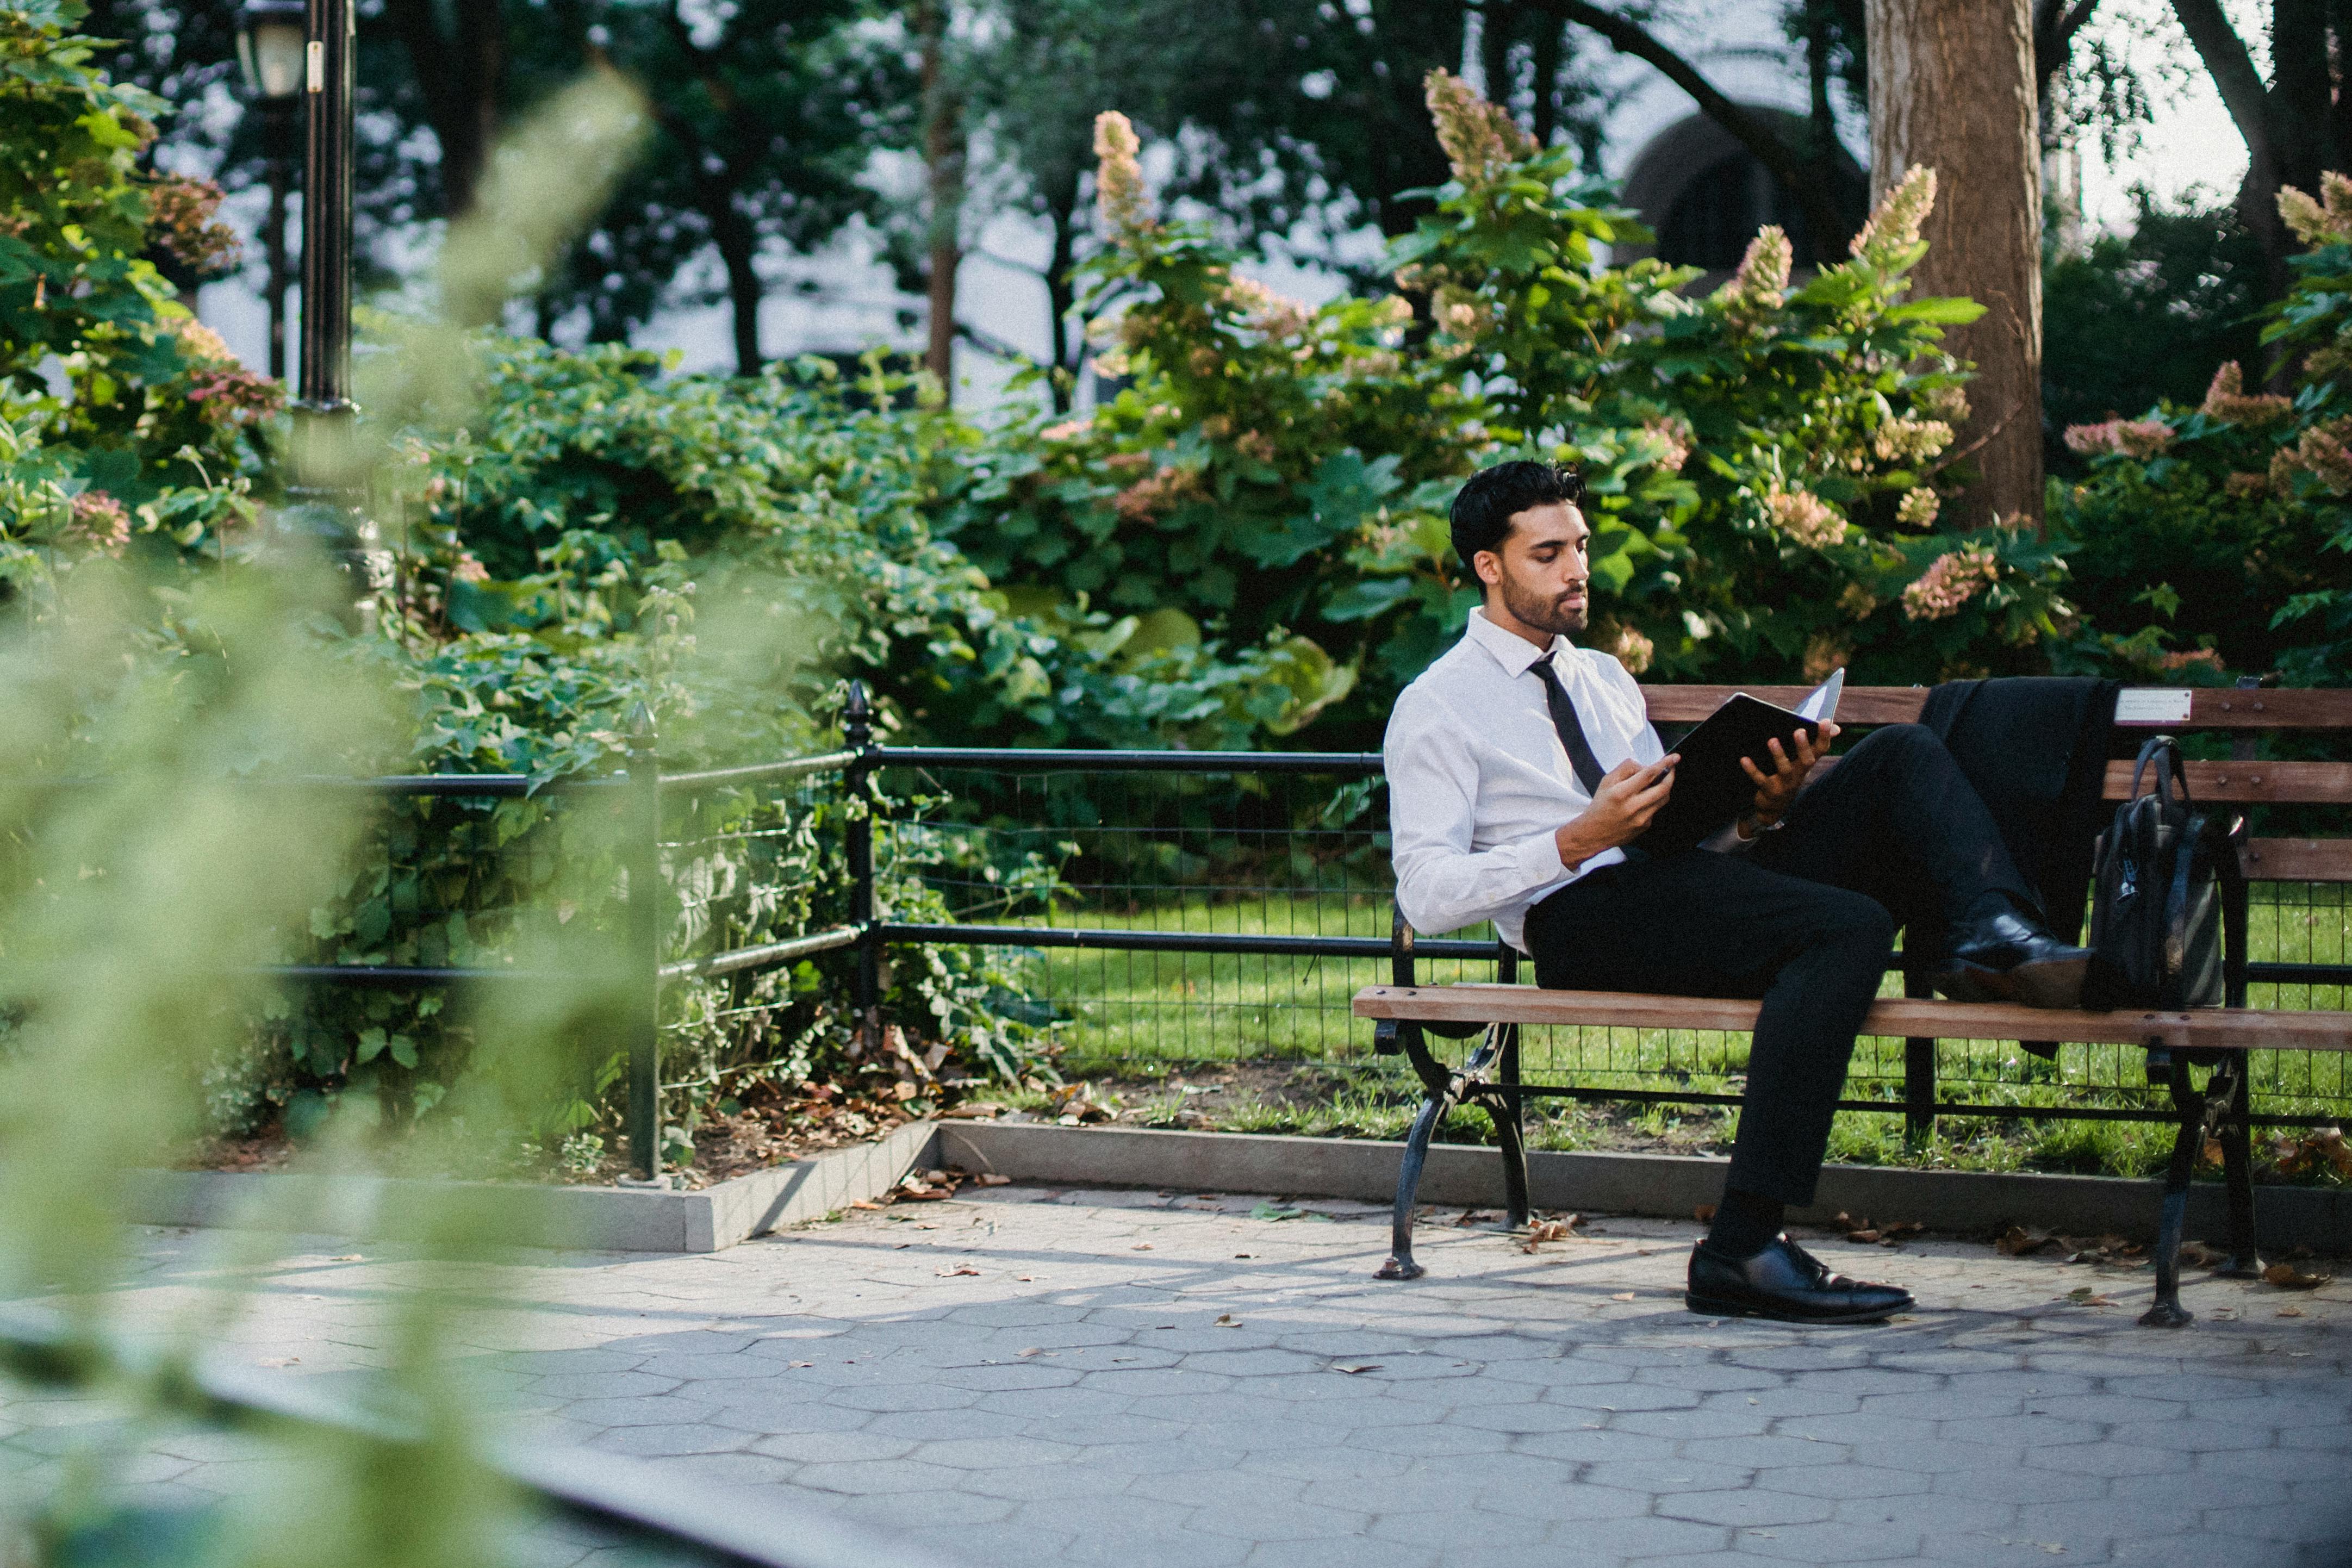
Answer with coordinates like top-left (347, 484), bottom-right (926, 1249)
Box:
top-left (2085, 736), bottom-right (2242, 1010)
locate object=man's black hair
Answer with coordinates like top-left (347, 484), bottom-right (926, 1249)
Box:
top-left (1449, 461), bottom-right (1586, 573)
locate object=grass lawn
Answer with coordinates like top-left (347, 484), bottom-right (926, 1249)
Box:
top-left (950, 885), bottom-right (2350, 1183)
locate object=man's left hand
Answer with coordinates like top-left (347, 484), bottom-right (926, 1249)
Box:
top-left (1739, 720), bottom-right (1839, 829)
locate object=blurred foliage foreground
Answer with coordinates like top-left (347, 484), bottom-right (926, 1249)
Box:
top-left (2, 0), bottom-right (2350, 1187)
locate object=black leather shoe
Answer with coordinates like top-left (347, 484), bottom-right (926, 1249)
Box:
top-left (1931, 908), bottom-right (2092, 1009)
top-left (1686, 1236), bottom-right (1914, 1324)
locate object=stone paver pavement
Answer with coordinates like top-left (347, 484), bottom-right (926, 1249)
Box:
top-left (10, 1184), bottom-right (2352, 1567)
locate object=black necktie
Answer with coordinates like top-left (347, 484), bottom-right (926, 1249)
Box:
top-left (1535, 656), bottom-right (1607, 796)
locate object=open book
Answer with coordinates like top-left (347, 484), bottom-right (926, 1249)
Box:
top-left (1638, 670), bottom-right (1844, 854)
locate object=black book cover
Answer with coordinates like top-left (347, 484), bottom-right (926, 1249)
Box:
top-left (1638, 693), bottom-right (1825, 854)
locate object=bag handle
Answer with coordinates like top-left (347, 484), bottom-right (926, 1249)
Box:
top-left (2128, 734), bottom-right (2192, 810)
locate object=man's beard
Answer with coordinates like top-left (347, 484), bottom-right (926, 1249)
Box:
top-left (1499, 569), bottom-right (1589, 637)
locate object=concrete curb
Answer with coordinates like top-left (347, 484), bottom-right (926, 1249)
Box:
top-left (126, 1120), bottom-right (939, 1254)
top-left (936, 1123), bottom-right (2352, 1252)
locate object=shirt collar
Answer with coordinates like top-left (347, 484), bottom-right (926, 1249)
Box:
top-left (1465, 606), bottom-right (1570, 679)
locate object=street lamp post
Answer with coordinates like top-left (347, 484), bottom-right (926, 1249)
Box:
top-left (234, 1), bottom-right (304, 381)
top-left (281, 0), bottom-right (376, 598)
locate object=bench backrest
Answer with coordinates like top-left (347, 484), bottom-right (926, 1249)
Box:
top-left (1640, 683), bottom-right (2352, 886)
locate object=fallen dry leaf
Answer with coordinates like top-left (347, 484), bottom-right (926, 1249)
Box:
top-left (2263, 1262), bottom-right (2332, 1290)
top-left (1610, 1292), bottom-right (1636, 1302)
top-left (1014, 1274), bottom-right (1036, 1282)
top-left (2276, 1305), bottom-right (2306, 1318)
top-left (1331, 1362), bottom-right (1382, 1374)
top-left (2272, 1125), bottom-right (2352, 1178)
top-left (1131, 1243), bottom-right (1154, 1251)
top-left (935, 1264), bottom-right (981, 1277)
top-left (2063, 1286), bottom-right (2116, 1306)
top-left (1016, 1347), bottom-right (1045, 1358)
top-left (1996, 1225), bottom-right (2055, 1257)
top-left (329, 1254), bottom-right (364, 1262)
top-left (790, 1361), bottom-right (813, 1368)
top-left (975, 1173), bottom-right (1012, 1186)
top-left (1214, 1313), bottom-right (1241, 1327)
top-left (2179, 1240), bottom-right (2226, 1268)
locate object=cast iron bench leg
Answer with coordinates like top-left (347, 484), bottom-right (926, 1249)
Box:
top-left (2142, 1051), bottom-right (2206, 1328)
top-left (2217, 1062), bottom-right (2262, 1277)
top-left (1378, 1085), bottom-right (1450, 1280)
top-left (1492, 1023), bottom-right (1529, 1231)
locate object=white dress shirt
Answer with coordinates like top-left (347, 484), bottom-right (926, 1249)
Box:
top-left (1384, 608), bottom-right (1741, 952)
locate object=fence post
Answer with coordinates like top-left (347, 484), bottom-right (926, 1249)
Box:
top-left (844, 681), bottom-right (880, 1055)
top-left (625, 702), bottom-right (663, 1181)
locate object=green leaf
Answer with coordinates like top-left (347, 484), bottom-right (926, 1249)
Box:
top-left (1886, 296), bottom-right (1988, 325)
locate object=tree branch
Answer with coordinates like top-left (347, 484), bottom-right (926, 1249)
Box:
top-left (2167, 0), bottom-right (2276, 182)
top-left (2032, 0), bottom-right (2104, 102)
top-left (1514, 0), bottom-right (1850, 253)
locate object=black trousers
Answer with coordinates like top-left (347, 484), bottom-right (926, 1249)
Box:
top-left (1522, 724), bottom-right (2035, 1205)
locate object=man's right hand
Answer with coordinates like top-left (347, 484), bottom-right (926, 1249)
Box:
top-left (1554, 755), bottom-right (1677, 871)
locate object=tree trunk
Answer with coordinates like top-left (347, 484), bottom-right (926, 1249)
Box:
top-left (1531, 16), bottom-right (1563, 147)
top-left (919, 0), bottom-right (965, 392)
top-left (1866, 0), bottom-right (2044, 531)
top-left (712, 204), bottom-right (764, 376)
top-left (384, 0), bottom-right (503, 216)
top-left (1043, 202), bottom-right (1077, 414)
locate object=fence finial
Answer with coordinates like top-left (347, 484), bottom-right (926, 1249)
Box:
top-left (626, 699), bottom-right (657, 752)
top-left (843, 680), bottom-right (872, 751)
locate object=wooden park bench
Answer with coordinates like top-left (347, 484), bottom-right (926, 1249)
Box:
top-left (1351, 682), bottom-right (2352, 1326)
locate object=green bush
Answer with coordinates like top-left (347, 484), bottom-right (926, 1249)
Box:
top-left (941, 79), bottom-right (2079, 748)
top-left (2048, 175), bottom-right (2352, 686)
top-left (0, 2), bottom-right (267, 598)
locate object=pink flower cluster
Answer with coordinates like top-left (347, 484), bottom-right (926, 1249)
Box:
top-left (1901, 545), bottom-right (1999, 622)
top-left (1764, 487), bottom-right (1847, 549)
top-left (1603, 623), bottom-right (1654, 675)
top-left (2062, 419), bottom-right (2173, 459)
top-left (2200, 362), bottom-right (2292, 426)
top-left (64, 490), bottom-right (130, 556)
top-left (1641, 416), bottom-right (1692, 474)
top-left (2269, 418), bottom-right (2352, 496)
top-left (2278, 173), bottom-right (2352, 248)
top-left (1424, 70), bottom-right (1534, 186)
top-left (1850, 166), bottom-right (1936, 268)
top-left (184, 364), bottom-right (285, 422)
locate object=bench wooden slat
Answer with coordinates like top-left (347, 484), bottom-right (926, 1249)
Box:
top-left (1352, 984), bottom-right (2352, 1052)
top-left (1794, 755), bottom-right (2352, 806)
top-left (2242, 837), bottom-right (2352, 882)
top-left (1642, 685), bottom-right (2352, 730)
top-left (2103, 760), bottom-right (2352, 803)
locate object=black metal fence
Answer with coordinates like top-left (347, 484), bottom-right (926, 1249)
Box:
top-left (265, 685), bottom-right (2350, 1178)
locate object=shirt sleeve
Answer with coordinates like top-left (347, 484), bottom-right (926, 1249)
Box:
top-left (1385, 692), bottom-right (1571, 936)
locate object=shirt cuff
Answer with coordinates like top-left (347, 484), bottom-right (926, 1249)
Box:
top-left (1700, 819), bottom-right (1754, 854)
top-left (1513, 827), bottom-right (1567, 884)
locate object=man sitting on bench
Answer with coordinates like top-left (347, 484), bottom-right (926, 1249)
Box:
top-left (1384, 461), bottom-right (2095, 1324)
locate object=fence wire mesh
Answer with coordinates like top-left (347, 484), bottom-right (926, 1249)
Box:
top-left (869, 760), bottom-right (2352, 1128)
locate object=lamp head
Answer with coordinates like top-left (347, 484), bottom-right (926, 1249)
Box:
top-left (235, 0), bottom-right (308, 103)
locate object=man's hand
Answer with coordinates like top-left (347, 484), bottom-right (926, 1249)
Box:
top-left (1739, 719), bottom-right (1839, 830)
top-left (1555, 755), bottom-right (1678, 870)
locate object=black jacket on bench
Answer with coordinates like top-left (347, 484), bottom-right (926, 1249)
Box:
top-left (1919, 675), bottom-right (2120, 947)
